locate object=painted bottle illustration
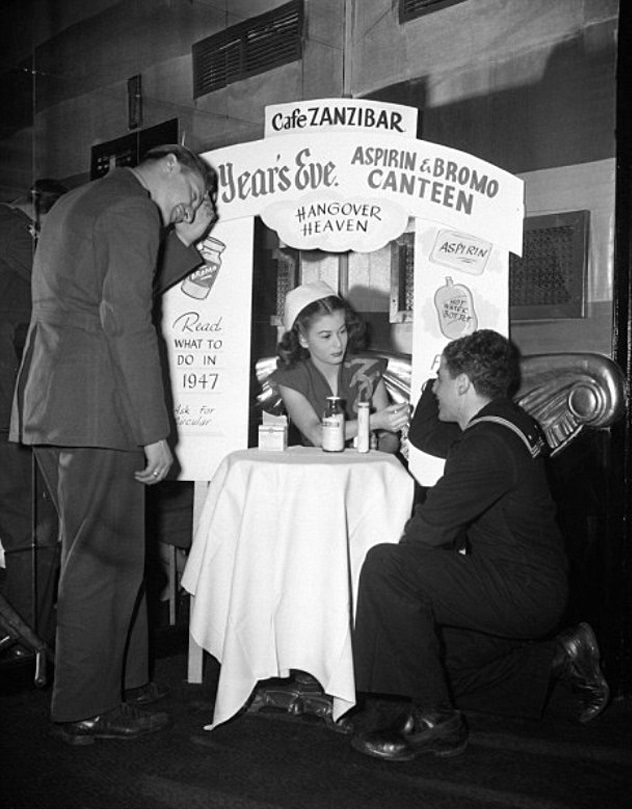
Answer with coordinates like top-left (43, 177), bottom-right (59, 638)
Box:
top-left (181, 236), bottom-right (226, 300)
top-left (434, 276), bottom-right (478, 339)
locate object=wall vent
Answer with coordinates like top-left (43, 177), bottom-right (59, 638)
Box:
top-left (509, 210), bottom-right (589, 321)
top-left (390, 231), bottom-right (415, 323)
top-left (400, 0), bottom-right (467, 23)
top-left (193, 0), bottom-right (303, 98)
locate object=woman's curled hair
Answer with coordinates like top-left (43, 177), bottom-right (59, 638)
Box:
top-left (276, 295), bottom-right (367, 369)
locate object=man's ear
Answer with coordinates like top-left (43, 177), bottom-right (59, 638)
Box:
top-left (163, 153), bottom-right (178, 174)
top-left (456, 373), bottom-right (471, 395)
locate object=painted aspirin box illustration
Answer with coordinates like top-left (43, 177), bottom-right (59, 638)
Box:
top-left (430, 230), bottom-right (492, 276)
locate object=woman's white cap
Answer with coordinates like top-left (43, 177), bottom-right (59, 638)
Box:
top-left (283, 281), bottom-right (338, 332)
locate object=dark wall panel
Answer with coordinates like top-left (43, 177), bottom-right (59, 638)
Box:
top-left (368, 30), bottom-right (616, 173)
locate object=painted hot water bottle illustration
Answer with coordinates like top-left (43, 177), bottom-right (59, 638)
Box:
top-left (434, 276), bottom-right (478, 339)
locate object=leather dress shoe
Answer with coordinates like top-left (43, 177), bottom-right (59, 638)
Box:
top-left (50, 703), bottom-right (171, 746)
top-left (554, 622), bottom-right (610, 723)
top-left (124, 681), bottom-right (169, 705)
top-left (351, 708), bottom-right (468, 762)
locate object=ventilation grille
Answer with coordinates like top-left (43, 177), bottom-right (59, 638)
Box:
top-left (390, 231), bottom-right (415, 323)
top-left (400, 0), bottom-right (467, 23)
top-left (273, 247), bottom-right (299, 327)
top-left (509, 211), bottom-right (589, 320)
top-left (193, 0), bottom-right (303, 98)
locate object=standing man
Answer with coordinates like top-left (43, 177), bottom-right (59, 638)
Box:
top-left (0, 179), bottom-right (67, 654)
top-left (11, 145), bottom-right (218, 745)
top-left (350, 330), bottom-right (609, 762)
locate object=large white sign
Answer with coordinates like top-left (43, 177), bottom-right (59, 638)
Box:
top-left (208, 131), bottom-right (523, 256)
top-left (163, 99), bottom-right (523, 483)
top-left (162, 217), bottom-right (253, 481)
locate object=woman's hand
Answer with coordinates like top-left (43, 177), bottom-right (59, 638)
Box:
top-left (135, 439), bottom-right (173, 485)
top-left (372, 402), bottom-right (410, 433)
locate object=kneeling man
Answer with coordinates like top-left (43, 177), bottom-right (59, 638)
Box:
top-left (351, 329), bottom-right (608, 761)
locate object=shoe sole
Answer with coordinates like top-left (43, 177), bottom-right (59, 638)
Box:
top-left (351, 736), bottom-right (468, 762)
top-left (50, 720), bottom-right (171, 746)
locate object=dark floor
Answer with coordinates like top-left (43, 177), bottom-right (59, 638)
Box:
top-left (2, 601), bottom-right (632, 809)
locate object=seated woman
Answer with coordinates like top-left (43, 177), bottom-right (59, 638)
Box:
top-left (268, 281), bottom-right (409, 453)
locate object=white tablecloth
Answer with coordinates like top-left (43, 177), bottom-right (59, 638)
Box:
top-left (181, 446), bottom-right (415, 729)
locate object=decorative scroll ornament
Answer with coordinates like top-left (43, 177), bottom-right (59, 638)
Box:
top-left (513, 353), bottom-right (627, 455)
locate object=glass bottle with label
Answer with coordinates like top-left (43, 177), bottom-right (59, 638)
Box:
top-left (322, 396), bottom-right (345, 452)
top-left (356, 402), bottom-right (370, 453)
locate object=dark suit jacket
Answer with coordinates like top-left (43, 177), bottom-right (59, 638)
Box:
top-left (0, 204), bottom-right (36, 430)
top-left (10, 169), bottom-right (201, 451)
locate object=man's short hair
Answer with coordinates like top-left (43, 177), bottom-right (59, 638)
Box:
top-left (442, 329), bottom-right (520, 399)
top-left (141, 144), bottom-right (218, 202)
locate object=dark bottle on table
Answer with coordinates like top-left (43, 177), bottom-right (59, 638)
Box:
top-left (322, 396), bottom-right (345, 452)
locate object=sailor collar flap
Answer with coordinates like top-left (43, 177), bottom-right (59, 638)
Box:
top-left (467, 412), bottom-right (547, 459)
